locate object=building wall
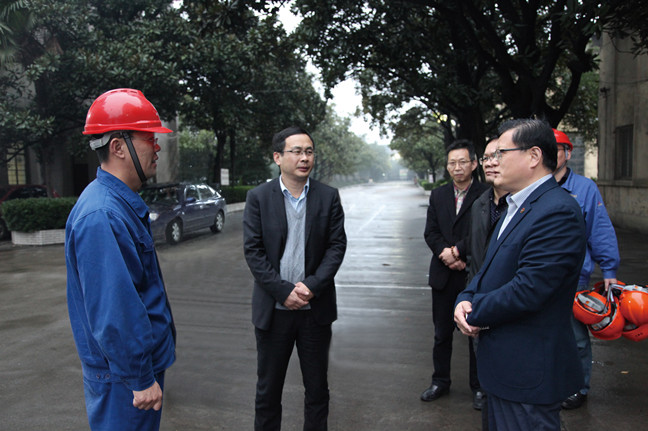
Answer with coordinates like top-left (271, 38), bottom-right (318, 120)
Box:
top-left (598, 33), bottom-right (648, 233)
top-left (153, 119), bottom-right (178, 183)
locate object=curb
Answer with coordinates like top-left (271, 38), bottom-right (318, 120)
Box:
top-left (227, 202), bottom-right (245, 213)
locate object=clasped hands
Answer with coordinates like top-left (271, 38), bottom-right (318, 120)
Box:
top-left (283, 282), bottom-right (313, 310)
top-left (439, 246), bottom-right (465, 271)
top-left (454, 301), bottom-right (481, 337)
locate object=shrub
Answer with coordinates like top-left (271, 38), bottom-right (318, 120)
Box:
top-left (431, 178), bottom-right (449, 189)
top-left (419, 180), bottom-right (433, 191)
top-left (219, 185), bottom-right (255, 204)
top-left (2, 197), bottom-right (77, 232)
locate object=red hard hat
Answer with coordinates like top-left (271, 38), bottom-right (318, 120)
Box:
top-left (83, 88), bottom-right (172, 135)
top-left (552, 129), bottom-right (573, 151)
top-left (573, 290), bottom-right (610, 325)
top-left (622, 322), bottom-right (648, 342)
top-left (618, 285), bottom-right (648, 326)
top-left (589, 300), bottom-right (625, 340)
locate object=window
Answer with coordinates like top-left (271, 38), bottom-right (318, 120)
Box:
top-left (6, 149), bottom-right (26, 185)
top-left (198, 185), bottom-right (214, 199)
top-left (615, 125), bottom-right (633, 180)
top-left (185, 186), bottom-right (199, 200)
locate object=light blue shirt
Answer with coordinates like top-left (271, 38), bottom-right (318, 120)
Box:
top-left (498, 174), bottom-right (552, 239)
top-left (279, 176), bottom-right (309, 211)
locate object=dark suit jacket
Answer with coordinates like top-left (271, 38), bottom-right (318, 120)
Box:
top-left (456, 177), bottom-right (586, 404)
top-left (243, 178), bottom-right (347, 330)
top-left (466, 188), bottom-right (500, 284)
top-left (424, 180), bottom-right (489, 290)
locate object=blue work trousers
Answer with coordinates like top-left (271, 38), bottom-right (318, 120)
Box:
top-left (83, 370), bottom-right (165, 431)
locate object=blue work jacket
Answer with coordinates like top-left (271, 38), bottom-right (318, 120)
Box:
top-left (560, 169), bottom-right (620, 285)
top-left (66, 168), bottom-right (175, 391)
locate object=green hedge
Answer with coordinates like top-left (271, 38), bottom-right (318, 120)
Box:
top-left (420, 178), bottom-right (449, 190)
top-left (219, 185), bottom-right (255, 204)
top-left (2, 197), bottom-right (77, 232)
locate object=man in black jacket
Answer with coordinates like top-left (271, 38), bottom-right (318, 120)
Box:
top-left (467, 139), bottom-right (508, 284)
top-left (421, 140), bottom-right (489, 408)
top-left (243, 126), bottom-right (347, 431)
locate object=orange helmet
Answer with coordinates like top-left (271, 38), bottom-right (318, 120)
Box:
top-left (589, 301), bottom-right (625, 340)
top-left (622, 322), bottom-right (648, 342)
top-left (552, 129), bottom-right (573, 151)
top-left (618, 285), bottom-right (648, 326)
top-left (83, 88), bottom-right (172, 137)
top-left (573, 290), bottom-right (610, 325)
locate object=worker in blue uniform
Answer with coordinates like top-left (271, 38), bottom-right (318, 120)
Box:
top-left (553, 129), bottom-right (620, 410)
top-left (66, 88), bottom-right (176, 430)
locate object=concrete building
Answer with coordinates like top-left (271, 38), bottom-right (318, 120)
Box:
top-left (1, 119), bottom-right (178, 197)
top-left (598, 32), bottom-right (648, 233)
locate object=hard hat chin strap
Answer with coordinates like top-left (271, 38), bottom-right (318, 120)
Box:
top-left (121, 132), bottom-right (148, 184)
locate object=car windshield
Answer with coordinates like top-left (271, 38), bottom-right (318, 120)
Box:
top-left (140, 186), bottom-right (180, 205)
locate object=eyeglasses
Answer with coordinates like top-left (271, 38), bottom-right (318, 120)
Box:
top-left (282, 147), bottom-right (315, 157)
top-left (479, 147), bottom-right (524, 165)
top-left (447, 160), bottom-right (471, 168)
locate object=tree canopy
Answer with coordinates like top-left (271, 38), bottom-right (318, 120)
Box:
top-left (4, 0), bottom-right (643, 193)
top-left (0, 0), bottom-right (183, 191)
top-left (175, 0), bottom-right (326, 184)
top-left (0, 0), bottom-right (332, 189)
top-left (390, 107), bottom-right (446, 181)
top-left (290, 0), bottom-right (610, 154)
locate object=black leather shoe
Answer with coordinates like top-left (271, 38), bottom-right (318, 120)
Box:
top-left (472, 390), bottom-right (485, 410)
top-left (420, 384), bottom-right (449, 401)
top-left (561, 392), bottom-right (587, 410)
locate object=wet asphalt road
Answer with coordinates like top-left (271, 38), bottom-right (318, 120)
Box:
top-left (1, 181), bottom-right (647, 430)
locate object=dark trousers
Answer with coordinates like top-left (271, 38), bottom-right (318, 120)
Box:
top-left (431, 279), bottom-right (479, 390)
top-left (487, 392), bottom-right (562, 431)
top-left (254, 310), bottom-right (332, 431)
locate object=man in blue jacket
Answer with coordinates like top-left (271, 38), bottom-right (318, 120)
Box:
top-left (66, 89), bottom-right (176, 431)
top-left (553, 129), bottom-right (620, 410)
top-left (455, 119), bottom-right (586, 430)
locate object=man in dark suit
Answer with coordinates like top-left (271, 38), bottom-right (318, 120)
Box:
top-left (243, 126), bottom-right (347, 431)
top-left (421, 140), bottom-right (489, 408)
top-left (455, 119), bottom-right (586, 430)
top-left (466, 138), bottom-right (509, 285)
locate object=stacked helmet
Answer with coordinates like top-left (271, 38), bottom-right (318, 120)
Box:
top-left (618, 285), bottom-right (648, 325)
top-left (618, 285), bottom-right (648, 342)
top-left (573, 289), bottom-right (610, 325)
top-left (573, 281), bottom-right (615, 325)
top-left (84, 88), bottom-right (171, 149)
top-left (622, 322), bottom-right (648, 342)
top-left (552, 129), bottom-right (573, 151)
top-left (589, 300), bottom-right (625, 340)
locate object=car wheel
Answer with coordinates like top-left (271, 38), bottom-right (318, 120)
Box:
top-left (166, 219), bottom-right (183, 244)
top-left (210, 210), bottom-right (225, 233)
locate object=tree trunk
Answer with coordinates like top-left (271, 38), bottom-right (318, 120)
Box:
top-left (212, 130), bottom-right (226, 186)
top-left (228, 128), bottom-right (236, 184)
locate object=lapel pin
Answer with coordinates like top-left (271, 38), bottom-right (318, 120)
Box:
top-left (520, 207), bottom-right (525, 214)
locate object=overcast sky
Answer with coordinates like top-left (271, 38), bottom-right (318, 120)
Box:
top-left (277, 6), bottom-right (391, 146)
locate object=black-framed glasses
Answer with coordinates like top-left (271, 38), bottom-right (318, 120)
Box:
top-left (479, 147), bottom-right (524, 165)
top-left (282, 147), bottom-right (315, 157)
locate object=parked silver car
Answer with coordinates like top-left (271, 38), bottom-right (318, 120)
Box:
top-left (140, 183), bottom-right (226, 244)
